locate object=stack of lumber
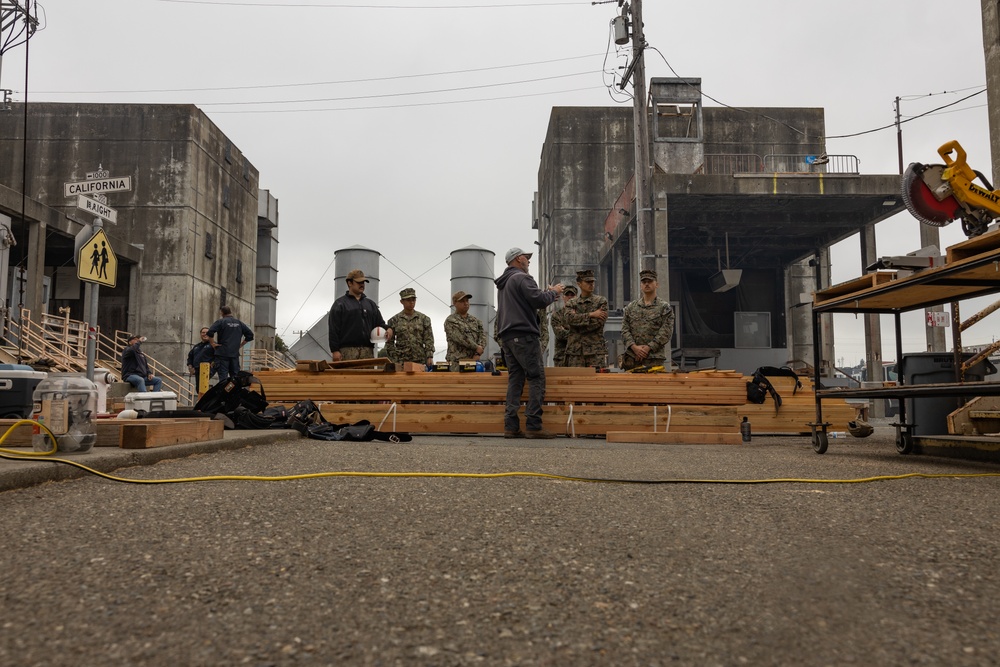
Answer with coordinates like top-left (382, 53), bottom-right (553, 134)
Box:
top-left (317, 402), bottom-right (738, 438)
top-left (255, 367), bottom-right (747, 405)
top-left (254, 366), bottom-right (857, 440)
top-left (0, 418), bottom-right (224, 449)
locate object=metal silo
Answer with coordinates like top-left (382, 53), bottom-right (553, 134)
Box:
top-left (289, 245), bottom-right (382, 362)
top-left (450, 245), bottom-right (497, 359)
top-left (335, 245), bottom-right (382, 303)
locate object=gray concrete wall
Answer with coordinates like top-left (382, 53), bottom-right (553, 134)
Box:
top-left (703, 107), bottom-right (826, 158)
top-left (0, 103), bottom-right (260, 372)
top-left (536, 107), bottom-right (634, 289)
top-left (985, 0), bottom-right (1000, 185)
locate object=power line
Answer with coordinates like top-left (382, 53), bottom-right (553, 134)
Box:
top-left (198, 70), bottom-right (598, 107)
top-left (208, 84), bottom-right (601, 114)
top-left (155, 0), bottom-right (587, 7)
top-left (30, 53), bottom-right (605, 95)
top-left (827, 89), bottom-right (986, 139)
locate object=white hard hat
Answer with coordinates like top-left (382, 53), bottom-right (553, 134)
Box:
top-left (370, 327), bottom-right (387, 344)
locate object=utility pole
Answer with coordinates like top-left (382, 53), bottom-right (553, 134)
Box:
top-left (626, 0), bottom-right (653, 272)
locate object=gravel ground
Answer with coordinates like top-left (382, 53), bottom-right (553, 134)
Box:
top-left (3, 425), bottom-right (1000, 666)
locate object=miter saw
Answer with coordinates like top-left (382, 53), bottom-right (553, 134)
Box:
top-left (901, 140), bottom-right (1000, 238)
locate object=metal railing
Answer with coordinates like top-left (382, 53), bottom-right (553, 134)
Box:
top-left (1, 308), bottom-right (197, 406)
top-left (701, 153), bottom-right (860, 175)
top-left (700, 153), bottom-right (764, 175)
top-left (762, 153), bottom-right (860, 174)
top-left (247, 348), bottom-right (294, 372)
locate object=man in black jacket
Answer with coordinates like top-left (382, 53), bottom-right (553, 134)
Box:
top-left (328, 269), bottom-right (392, 362)
top-left (187, 326), bottom-right (216, 384)
top-left (121, 334), bottom-right (163, 392)
top-left (495, 248), bottom-right (563, 439)
top-left (207, 306), bottom-right (254, 382)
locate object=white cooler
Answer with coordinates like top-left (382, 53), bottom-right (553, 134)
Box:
top-left (124, 391), bottom-right (178, 412)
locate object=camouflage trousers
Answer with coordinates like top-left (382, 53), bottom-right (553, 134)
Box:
top-left (564, 354), bottom-right (607, 369)
top-left (339, 346), bottom-right (374, 361)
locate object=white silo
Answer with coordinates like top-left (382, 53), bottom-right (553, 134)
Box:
top-left (450, 245), bottom-right (497, 360)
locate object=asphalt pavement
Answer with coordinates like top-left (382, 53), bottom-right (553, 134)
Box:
top-left (3, 424), bottom-right (1000, 666)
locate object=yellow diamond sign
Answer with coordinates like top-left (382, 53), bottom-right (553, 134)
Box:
top-left (77, 228), bottom-right (118, 288)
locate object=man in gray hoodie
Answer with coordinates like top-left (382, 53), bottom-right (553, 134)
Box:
top-left (495, 247), bottom-right (564, 439)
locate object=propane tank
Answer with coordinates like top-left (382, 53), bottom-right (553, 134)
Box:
top-left (31, 373), bottom-right (98, 453)
top-left (740, 416), bottom-right (752, 443)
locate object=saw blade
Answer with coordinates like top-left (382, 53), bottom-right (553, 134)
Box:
top-left (901, 162), bottom-right (959, 227)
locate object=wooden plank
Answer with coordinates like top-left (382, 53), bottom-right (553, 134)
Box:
top-left (119, 419), bottom-right (224, 449)
top-left (313, 403), bottom-right (739, 436)
top-left (946, 229), bottom-right (1000, 263)
top-left (606, 432), bottom-right (742, 445)
top-left (814, 271), bottom-right (896, 304)
top-left (256, 369), bottom-right (749, 405)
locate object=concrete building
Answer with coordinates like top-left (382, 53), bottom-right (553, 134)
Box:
top-left (0, 103), bottom-right (278, 372)
top-left (534, 78), bottom-right (904, 375)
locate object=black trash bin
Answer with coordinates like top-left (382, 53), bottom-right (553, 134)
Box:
top-left (900, 353), bottom-right (997, 435)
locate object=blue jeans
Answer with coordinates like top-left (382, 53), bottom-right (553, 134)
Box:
top-left (502, 334), bottom-right (546, 432)
top-left (215, 357), bottom-right (241, 382)
top-left (125, 374), bottom-right (163, 393)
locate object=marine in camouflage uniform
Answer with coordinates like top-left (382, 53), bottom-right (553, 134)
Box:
top-left (549, 285), bottom-right (577, 367)
top-left (444, 290), bottom-right (487, 371)
top-left (564, 269), bottom-right (609, 368)
top-left (386, 287), bottom-right (435, 366)
top-left (621, 269), bottom-right (674, 370)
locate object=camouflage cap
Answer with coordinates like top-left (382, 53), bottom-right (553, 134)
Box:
top-left (576, 269), bottom-right (595, 282)
top-left (639, 269), bottom-right (657, 281)
top-left (399, 287), bottom-right (417, 299)
top-left (563, 286), bottom-right (578, 296)
top-left (346, 269), bottom-right (369, 283)
top-left (452, 290), bottom-right (473, 303)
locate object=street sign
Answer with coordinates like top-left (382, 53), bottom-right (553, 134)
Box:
top-left (77, 228), bottom-right (118, 288)
top-left (76, 195), bottom-right (117, 224)
top-left (63, 176), bottom-right (131, 198)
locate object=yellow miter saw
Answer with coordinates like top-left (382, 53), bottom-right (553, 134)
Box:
top-left (902, 140), bottom-right (1000, 238)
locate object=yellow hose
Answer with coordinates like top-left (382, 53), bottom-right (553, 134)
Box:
top-left (3, 420), bottom-right (1000, 486)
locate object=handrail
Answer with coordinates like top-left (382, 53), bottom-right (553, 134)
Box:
top-left (3, 309), bottom-right (197, 407)
top-left (762, 153), bottom-right (860, 175)
top-left (248, 348), bottom-right (293, 372)
top-left (701, 153), bottom-right (861, 175)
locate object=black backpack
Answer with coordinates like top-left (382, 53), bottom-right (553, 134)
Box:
top-left (287, 399), bottom-right (412, 442)
top-left (193, 371), bottom-right (269, 429)
top-left (746, 366), bottom-right (802, 412)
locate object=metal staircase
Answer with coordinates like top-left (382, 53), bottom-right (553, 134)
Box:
top-left (2, 308), bottom-right (197, 406)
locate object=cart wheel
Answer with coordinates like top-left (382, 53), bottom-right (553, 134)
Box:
top-left (812, 430), bottom-right (828, 454)
top-left (895, 432), bottom-right (914, 455)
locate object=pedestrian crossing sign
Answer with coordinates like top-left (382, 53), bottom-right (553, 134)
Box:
top-left (77, 228), bottom-right (118, 288)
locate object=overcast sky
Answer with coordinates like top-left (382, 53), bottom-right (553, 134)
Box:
top-left (1, 0), bottom-right (994, 365)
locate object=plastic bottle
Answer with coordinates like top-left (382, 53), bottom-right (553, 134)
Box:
top-left (740, 416), bottom-right (752, 443)
top-left (829, 431), bottom-right (846, 438)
